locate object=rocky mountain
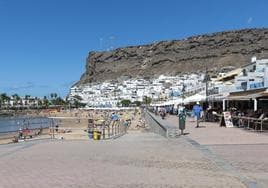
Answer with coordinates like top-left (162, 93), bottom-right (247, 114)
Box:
top-left (77, 28), bottom-right (268, 85)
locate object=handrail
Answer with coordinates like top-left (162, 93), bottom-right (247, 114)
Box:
top-left (49, 117), bottom-right (128, 140)
top-left (231, 115), bottom-right (268, 132)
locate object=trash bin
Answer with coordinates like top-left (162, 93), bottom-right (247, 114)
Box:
top-left (179, 112), bottom-right (186, 134)
top-left (93, 131), bottom-right (101, 140)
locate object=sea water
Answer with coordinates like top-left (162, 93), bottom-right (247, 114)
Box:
top-left (0, 117), bottom-right (51, 133)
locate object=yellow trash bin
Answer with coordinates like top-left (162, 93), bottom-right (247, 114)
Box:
top-left (93, 131), bottom-right (101, 140)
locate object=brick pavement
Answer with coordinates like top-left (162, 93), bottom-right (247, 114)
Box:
top-left (166, 115), bottom-right (268, 188)
top-left (0, 130), bottom-right (245, 188)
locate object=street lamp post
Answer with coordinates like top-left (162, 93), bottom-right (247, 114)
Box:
top-left (203, 69), bottom-right (211, 122)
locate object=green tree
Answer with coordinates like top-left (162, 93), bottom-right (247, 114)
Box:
top-left (43, 96), bottom-right (49, 108)
top-left (54, 97), bottom-right (66, 106)
top-left (24, 95), bottom-right (31, 106)
top-left (133, 101), bottom-right (141, 107)
top-left (143, 96), bottom-right (152, 105)
top-left (38, 99), bottom-right (43, 107)
top-left (71, 95), bottom-right (84, 108)
top-left (12, 94), bottom-right (21, 108)
top-left (12, 94), bottom-right (20, 104)
top-left (25, 95), bottom-right (31, 100)
top-left (120, 99), bottom-right (131, 107)
top-left (50, 93), bottom-right (58, 99)
top-left (0, 93), bottom-right (10, 108)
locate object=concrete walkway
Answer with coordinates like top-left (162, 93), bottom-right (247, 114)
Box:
top-left (0, 130), bottom-right (246, 188)
top-left (166, 115), bottom-right (268, 188)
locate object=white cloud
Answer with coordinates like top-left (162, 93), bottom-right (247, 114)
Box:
top-left (247, 17), bottom-right (253, 24)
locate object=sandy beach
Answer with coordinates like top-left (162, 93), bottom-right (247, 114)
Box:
top-left (0, 108), bottom-right (144, 144)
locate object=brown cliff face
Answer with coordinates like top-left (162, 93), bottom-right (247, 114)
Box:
top-left (77, 28), bottom-right (268, 85)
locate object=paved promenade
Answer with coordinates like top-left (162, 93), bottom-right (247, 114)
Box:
top-left (1, 131), bottom-right (245, 188)
top-left (166, 115), bottom-right (268, 188)
top-left (0, 116), bottom-right (267, 188)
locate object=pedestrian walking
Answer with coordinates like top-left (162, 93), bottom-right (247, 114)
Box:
top-left (193, 102), bottom-right (203, 128)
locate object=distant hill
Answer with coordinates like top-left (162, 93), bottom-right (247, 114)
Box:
top-left (76, 28), bottom-right (268, 85)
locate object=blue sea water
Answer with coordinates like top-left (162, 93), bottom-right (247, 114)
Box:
top-left (0, 117), bottom-right (51, 133)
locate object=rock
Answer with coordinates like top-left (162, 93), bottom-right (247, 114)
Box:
top-left (76, 28), bottom-right (268, 85)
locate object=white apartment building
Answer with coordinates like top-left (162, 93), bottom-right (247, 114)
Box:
top-left (234, 58), bottom-right (268, 91)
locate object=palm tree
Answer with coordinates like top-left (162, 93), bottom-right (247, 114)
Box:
top-left (43, 96), bottom-right (49, 108)
top-left (24, 95), bottom-right (31, 106)
top-left (12, 94), bottom-right (21, 108)
top-left (25, 95), bottom-right (31, 100)
top-left (50, 93), bottom-right (57, 99)
top-left (0, 93), bottom-right (10, 108)
top-left (12, 94), bottom-right (20, 103)
top-left (54, 97), bottom-right (65, 106)
top-left (143, 96), bottom-right (152, 106)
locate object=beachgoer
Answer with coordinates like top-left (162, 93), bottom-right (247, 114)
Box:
top-left (160, 107), bottom-right (166, 119)
top-left (111, 112), bottom-right (119, 121)
top-left (19, 127), bottom-right (23, 139)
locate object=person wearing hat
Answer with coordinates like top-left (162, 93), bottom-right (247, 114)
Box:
top-left (193, 101), bottom-right (203, 128)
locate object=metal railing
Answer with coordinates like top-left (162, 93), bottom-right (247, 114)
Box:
top-left (231, 115), bottom-right (268, 132)
top-left (0, 116), bottom-right (128, 144)
top-left (48, 117), bottom-right (128, 140)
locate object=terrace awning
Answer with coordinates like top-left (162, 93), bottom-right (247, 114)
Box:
top-left (227, 88), bottom-right (268, 100)
top-left (208, 92), bottom-right (229, 101)
top-left (151, 98), bottom-right (183, 107)
top-left (183, 94), bottom-right (206, 104)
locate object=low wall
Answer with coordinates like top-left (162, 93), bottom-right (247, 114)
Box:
top-left (144, 110), bottom-right (168, 137)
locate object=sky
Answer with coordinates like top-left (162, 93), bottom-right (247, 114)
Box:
top-left (0, 0), bottom-right (268, 97)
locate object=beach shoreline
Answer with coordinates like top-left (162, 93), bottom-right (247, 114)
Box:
top-left (0, 108), bottom-right (143, 144)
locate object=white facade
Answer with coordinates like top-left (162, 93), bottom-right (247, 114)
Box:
top-left (235, 59), bottom-right (268, 91)
top-left (69, 73), bottom-right (206, 107)
top-left (69, 57), bottom-right (268, 107)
